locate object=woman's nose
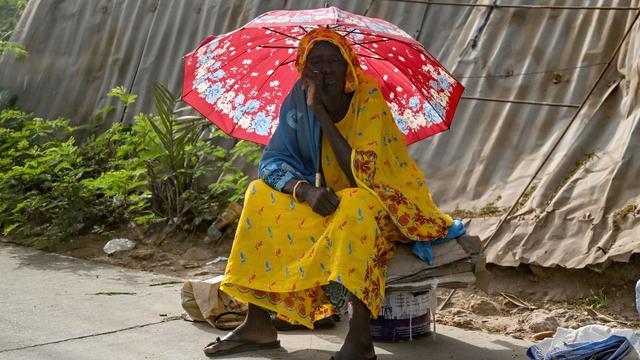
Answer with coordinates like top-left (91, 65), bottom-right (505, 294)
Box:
top-left (319, 60), bottom-right (332, 74)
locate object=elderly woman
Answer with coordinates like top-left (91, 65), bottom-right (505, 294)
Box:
top-left (204, 28), bottom-right (453, 359)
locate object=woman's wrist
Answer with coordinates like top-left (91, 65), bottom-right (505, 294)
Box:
top-left (292, 180), bottom-right (310, 202)
top-left (298, 182), bottom-right (313, 201)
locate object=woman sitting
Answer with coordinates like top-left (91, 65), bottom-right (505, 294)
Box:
top-left (203, 27), bottom-right (453, 360)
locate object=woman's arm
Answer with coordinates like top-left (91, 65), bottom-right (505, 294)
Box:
top-left (302, 71), bottom-right (356, 187)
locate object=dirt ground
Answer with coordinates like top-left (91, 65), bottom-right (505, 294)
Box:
top-left (436, 281), bottom-right (639, 341)
top-left (4, 225), bottom-right (639, 342)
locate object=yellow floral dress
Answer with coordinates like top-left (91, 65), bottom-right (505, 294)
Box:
top-left (220, 74), bottom-right (453, 329)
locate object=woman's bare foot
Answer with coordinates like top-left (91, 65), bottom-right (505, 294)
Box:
top-left (203, 303), bottom-right (278, 356)
top-left (332, 295), bottom-right (376, 360)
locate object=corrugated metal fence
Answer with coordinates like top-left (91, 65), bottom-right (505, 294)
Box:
top-left (1, 0), bottom-right (639, 269)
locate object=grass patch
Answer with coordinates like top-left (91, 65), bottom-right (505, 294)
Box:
top-left (544, 151), bottom-right (596, 208)
top-left (611, 202), bottom-right (638, 231)
top-left (512, 182), bottom-right (538, 213)
top-left (580, 289), bottom-right (608, 310)
top-left (449, 195), bottom-right (508, 219)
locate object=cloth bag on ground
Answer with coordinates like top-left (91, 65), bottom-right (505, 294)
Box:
top-left (181, 275), bottom-right (247, 329)
top-left (527, 325), bottom-right (640, 360)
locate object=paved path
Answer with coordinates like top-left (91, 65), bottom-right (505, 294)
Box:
top-left (0, 243), bottom-right (532, 359)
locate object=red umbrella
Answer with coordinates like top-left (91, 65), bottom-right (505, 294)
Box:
top-left (182, 6), bottom-right (463, 145)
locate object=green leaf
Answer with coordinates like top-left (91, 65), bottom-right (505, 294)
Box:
top-left (3, 223), bottom-right (19, 235)
top-left (0, 40), bottom-right (28, 58)
top-left (107, 86), bottom-right (138, 106)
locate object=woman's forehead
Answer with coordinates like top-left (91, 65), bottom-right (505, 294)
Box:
top-left (307, 41), bottom-right (343, 58)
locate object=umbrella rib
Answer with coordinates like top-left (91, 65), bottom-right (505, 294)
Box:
top-left (344, 28), bottom-right (357, 37)
top-left (259, 45), bottom-right (297, 49)
top-left (354, 39), bottom-right (389, 46)
top-left (358, 44), bottom-right (392, 63)
top-left (301, 21), bottom-right (418, 49)
top-left (252, 51), bottom-right (297, 97)
top-left (299, 26), bottom-right (308, 33)
top-left (347, 28), bottom-right (424, 50)
top-left (356, 53), bottom-right (385, 60)
top-left (262, 27), bottom-right (302, 41)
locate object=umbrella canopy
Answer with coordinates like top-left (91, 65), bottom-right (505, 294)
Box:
top-left (183, 7), bottom-right (463, 145)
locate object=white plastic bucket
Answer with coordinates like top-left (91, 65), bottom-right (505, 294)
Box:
top-left (370, 289), bottom-right (434, 341)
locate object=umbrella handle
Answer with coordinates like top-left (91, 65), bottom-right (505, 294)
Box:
top-left (316, 127), bottom-right (324, 188)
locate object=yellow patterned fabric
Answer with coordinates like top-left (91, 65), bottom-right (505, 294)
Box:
top-left (220, 29), bottom-right (452, 329)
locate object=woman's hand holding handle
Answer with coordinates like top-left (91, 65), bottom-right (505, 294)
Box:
top-left (297, 182), bottom-right (339, 217)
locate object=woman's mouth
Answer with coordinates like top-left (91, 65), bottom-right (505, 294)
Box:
top-left (323, 78), bottom-right (338, 87)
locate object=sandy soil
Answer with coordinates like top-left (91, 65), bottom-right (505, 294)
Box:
top-left (3, 225), bottom-right (639, 342)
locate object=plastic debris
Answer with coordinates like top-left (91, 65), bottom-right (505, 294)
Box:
top-left (103, 238), bottom-right (136, 255)
top-left (206, 202), bottom-right (243, 243)
top-left (206, 226), bottom-right (223, 242)
top-left (206, 256), bottom-right (229, 265)
top-left (636, 279), bottom-right (640, 317)
top-left (412, 219), bottom-right (466, 264)
top-left (578, 212), bottom-right (594, 222)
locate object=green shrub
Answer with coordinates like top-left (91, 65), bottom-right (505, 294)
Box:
top-left (1, 0), bottom-right (29, 58)
top-left (0, 83), bottom-right (262, 246)
top-left (0, 109), bottom-right (149, 244)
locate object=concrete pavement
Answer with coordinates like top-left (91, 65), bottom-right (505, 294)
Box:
top-left (0, 243), bottom-right (532, 359)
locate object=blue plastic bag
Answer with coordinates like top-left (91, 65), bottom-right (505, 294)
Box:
top-left (411, 219), bottom-right (466, 265)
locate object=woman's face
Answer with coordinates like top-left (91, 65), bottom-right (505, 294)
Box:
top-left (304, 41), bottom-right (347, 96)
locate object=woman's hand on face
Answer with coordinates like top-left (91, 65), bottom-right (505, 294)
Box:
top-left (299, 183), bottom-right (340, 217)
top-left (301, 69), bottom-right (327, 116)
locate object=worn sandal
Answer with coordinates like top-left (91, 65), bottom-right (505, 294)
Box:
top-left (203, 335), bottom-right (280, 358)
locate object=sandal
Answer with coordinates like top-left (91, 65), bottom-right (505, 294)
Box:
top-left (203, 335), bottom-right (280, 358)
